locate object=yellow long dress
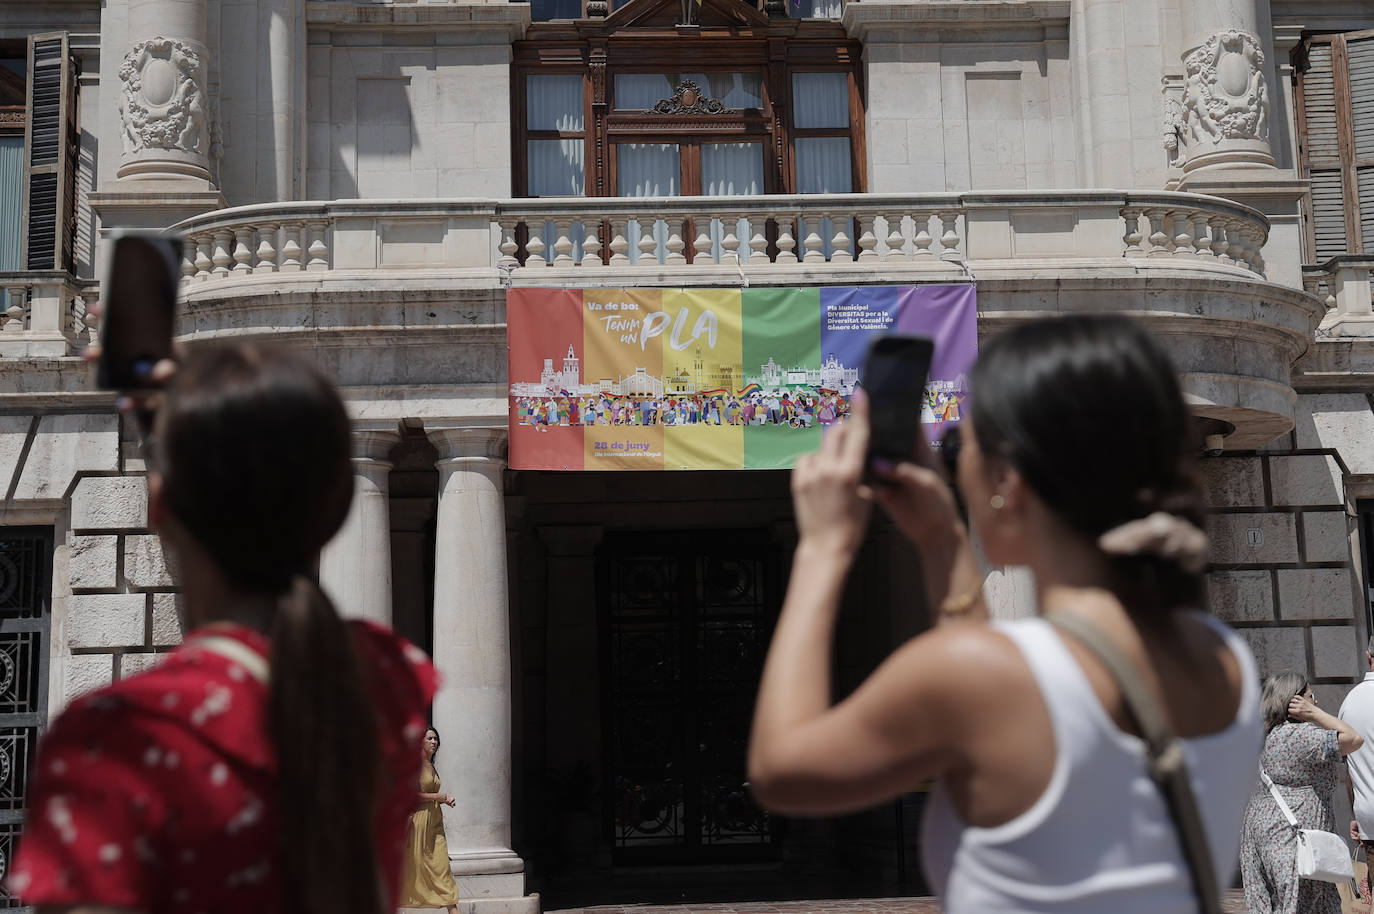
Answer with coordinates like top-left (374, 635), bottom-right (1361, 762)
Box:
top-left (401, 764), bottom-right (460, 908)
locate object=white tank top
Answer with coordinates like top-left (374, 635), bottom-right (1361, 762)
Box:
top-left (920, 613), bottom-right (1261, 914)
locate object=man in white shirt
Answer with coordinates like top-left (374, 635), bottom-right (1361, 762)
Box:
top-left (1340, 636), bottom-right (1374, 846)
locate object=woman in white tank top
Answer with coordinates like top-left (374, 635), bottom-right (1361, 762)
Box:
top-left (748, 315), bottom-right (1262, 914)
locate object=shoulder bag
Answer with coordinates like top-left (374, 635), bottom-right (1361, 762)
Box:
top-left (1259, 765), bottom-right (1356, 884)
top-left (1046, 613), bottom-right (1222, 914)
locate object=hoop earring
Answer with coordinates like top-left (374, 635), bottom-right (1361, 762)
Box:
top-left (989, 494), bottom-right (1006, 511)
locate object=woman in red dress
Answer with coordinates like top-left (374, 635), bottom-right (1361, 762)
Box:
top-left (8, 345), bottom-right (438, 914)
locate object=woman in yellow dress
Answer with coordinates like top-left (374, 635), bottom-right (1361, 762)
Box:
top-left (402, 727), bottom-right (460, 912)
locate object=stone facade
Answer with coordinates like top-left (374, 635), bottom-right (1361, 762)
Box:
top-left (2, 0), bottom-right (1374, 907)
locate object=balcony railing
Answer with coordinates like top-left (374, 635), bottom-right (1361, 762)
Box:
top-left (1303, 255), bottom-right (1374, 338)
top-left (0, 272), bottom-right (99, 358)
top-left (168, 191), bottom-right (1271, 289)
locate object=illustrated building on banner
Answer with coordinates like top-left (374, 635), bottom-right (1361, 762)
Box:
top-left (511, 345), bottom-right (864, 398)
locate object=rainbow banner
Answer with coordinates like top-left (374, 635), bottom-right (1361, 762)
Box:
top-left (507, 285), bottom-right (977, 471)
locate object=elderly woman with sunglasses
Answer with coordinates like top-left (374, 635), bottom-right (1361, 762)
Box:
top-left (748, 314), bottom-right (1262, 914)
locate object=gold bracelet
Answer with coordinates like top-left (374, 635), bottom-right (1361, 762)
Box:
top-left (939, 583), bottom-right (982, 617)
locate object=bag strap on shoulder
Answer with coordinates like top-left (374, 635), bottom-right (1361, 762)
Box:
top-left (1046, 612), bottom-right (1222, 914)
top-left (1259, 767), bottom-right (1301, 829)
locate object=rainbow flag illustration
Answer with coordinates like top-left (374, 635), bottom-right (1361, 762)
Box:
top-left (507, 286), bottom-right (977, 471)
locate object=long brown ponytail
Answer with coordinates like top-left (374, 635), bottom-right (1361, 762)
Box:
top-left (270, 576), bottom-right (383, 914)
top-left (154, 345), bottom-right (386, 914)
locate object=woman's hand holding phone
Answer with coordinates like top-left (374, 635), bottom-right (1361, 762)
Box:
top-left (790, 392), bottom-right (874, 559)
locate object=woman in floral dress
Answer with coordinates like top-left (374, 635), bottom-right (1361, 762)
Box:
top-left (1241, 671), bottom-right (1364, 914)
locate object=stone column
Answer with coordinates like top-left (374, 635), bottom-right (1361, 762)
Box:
top-left (1178, 0), bottom-right (1275, 172)
top-left (318, 430), bottom-right (399, 626)
top-left (116, 0), bottom-right (215, 185)
top-left (429, 428), bottom-right (526, 905)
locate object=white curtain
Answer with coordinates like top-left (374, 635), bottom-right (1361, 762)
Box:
top-left (702, 142), bottom-right (764, 263)
top-left (614, 73), bottom-right (763, 110)
top-left (791, 72), bottom-right (849, 128)
top-left (794, 138), bottom-right (851, 260)
top-left (789, 0), bottom-right (843, 18)
top-left (527, 74), bottom-right (585, 131)
top-left (528, 139), bottom-right (585, 197)
top-left (618, 143), bottom-right (679, 264)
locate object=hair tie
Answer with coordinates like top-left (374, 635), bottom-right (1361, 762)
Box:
top-left (1097, 512), bottom-right (1209, 574)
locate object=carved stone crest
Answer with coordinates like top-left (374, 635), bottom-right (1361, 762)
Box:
top-left (117, 37), bottom-right (208, 156)
top-left (646, 80), bottom-right (728, 115)
top-left (1182, 29), bottom-right (1270, 146)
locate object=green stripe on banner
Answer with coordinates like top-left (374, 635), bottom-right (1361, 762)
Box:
top-left (741, 288), bottom-right (822, 469)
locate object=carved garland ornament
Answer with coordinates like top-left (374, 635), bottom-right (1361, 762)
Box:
top-left (117, 37), bottom-right (208, 156)
top-left (1161, 96), bottom-right (1185, 165)
top-left (1182, 29), bottom-right (1270, 146)
top-left (647, 80), bottom-right (729, 115)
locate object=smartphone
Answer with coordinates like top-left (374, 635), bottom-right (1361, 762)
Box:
top-left (96, 230), bottom-right (184, 390)
top-left (861, 334), bottom-right (935, 482)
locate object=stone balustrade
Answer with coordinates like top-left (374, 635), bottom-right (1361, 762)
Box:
top-left (1304, 256), bottom-right (1374, 338)
top-left (0, 272), bottom-right (101, 358)
top-left (168, 191), bottom-right (1270, 287)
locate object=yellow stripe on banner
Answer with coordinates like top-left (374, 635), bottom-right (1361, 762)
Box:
top-left (661, 289), bottom-right (743, 469)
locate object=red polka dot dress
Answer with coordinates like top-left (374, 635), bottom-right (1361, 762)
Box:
top-left (7, 621), bottom-right (438, 914)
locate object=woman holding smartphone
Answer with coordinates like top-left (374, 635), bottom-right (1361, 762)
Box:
top-left (748, 314), bottom-right (1261, 913)
top-left (9, 344), bottom-right (437, 914)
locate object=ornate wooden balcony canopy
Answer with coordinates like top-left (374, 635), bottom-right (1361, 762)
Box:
top-left (514, 0), bottom-right (863, 197)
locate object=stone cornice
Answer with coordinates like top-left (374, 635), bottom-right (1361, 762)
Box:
top-left (305, 2), bottom-right (531, 40)
top-left (842, 0), bottom-right (1069, 40)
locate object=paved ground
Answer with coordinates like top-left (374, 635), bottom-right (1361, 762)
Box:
top-left (547, 889), bottom-right (1250, 914)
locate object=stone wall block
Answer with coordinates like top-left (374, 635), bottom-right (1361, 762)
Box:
top-left (1313, 626), bottom-right (1360, 679)
top-left (67, 594), bottom-right (148, 649)
top-left (1277, 568), bottom-right (1355, 621)
top-left (124, 535), bottom-right (177, 588)
top-left (119, 653), bottom-right (167, 679)
top-left (1302, 511), bottom-right (1352, 564)
top-left (1240, 627), bottom-right (1307, 677)
top-left (69, 535), bottom-right (118, 590)
top-left (70, 477), bottom-right (149, 530)
top-left (65, 654), bottom-right (114, 704)
top-left (151, 593), bottom-right (184, 647)
top-left (1207, 570), bottom-right (1274, 622)
top-left (1295, 394), bottom-right (1374, 475)
top-left (1269, 455), bottom-right (1344, 507)
top-left (1201, 458), bottom-right (1266, 508)
top-left (1207, 513), bottom-right (1299, 564)
top-left (13, 415), bottom-right (119, 500)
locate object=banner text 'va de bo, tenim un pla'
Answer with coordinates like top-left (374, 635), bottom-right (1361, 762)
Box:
top-left (506, 285), bottom-right (978, 471)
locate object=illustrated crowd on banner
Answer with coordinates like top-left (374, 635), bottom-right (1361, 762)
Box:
top-left (513, 380), bottom-right (966, 431)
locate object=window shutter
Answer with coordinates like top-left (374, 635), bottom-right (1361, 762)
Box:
top-left (1300, 41), bottom-right (1349, 260)
top-left (1350, 34), bottom-right (1374, 251)
top-left (22, 33), bottom-right (78, 273)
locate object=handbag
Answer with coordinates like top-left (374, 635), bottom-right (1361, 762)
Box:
top-left (1260, 766), bottom-right (1356, 884)
top-left (1046, 613), bottom-right (1221, 914)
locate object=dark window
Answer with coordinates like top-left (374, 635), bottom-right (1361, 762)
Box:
top-left (0, 528), bottom-right (53, 909)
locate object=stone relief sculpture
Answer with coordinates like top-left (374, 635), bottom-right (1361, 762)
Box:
top-left (117, 37), bottom-right (208, 156)
top-left (1182, 30), bottom-right (1270, 145)
top-left (1161, 96), bottom-right (1185, 166)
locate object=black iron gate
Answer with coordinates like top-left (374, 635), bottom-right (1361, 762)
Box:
top-left (600, 530), bottom-right (779, 864)
top-left (0, 529), bottom-right (51, 908)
